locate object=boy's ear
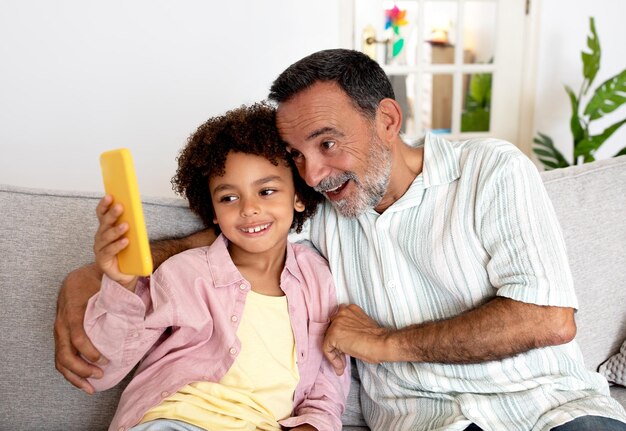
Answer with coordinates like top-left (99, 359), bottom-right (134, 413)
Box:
top-left (294, 195), bottom-right (305, 213)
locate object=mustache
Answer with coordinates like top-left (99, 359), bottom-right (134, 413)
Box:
top-left (314, 172), bottom-right (357, 193)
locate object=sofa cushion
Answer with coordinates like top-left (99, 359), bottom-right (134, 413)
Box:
top-left (601, 340), bottom-right (626, 387)
top-left (540, 155), bottom-right (626, 372)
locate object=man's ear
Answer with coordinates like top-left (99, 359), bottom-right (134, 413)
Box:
top-left (294, 195), bottom-right (306, 213)
top-left (376, 98), bottom-right (403, 140)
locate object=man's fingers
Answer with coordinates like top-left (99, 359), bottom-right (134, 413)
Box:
top-left (330, 351), bottom-right (346, 376)
top-left (55, 363), bottom-right (96, 395)
top-left (324, 347), bottom-right (346, 376)
top-left (323, 324), bottom-right (347, 375)
top-left (54, 328), bottom-right (103, 394)
top-left (69, 328), bottom-right (106, 365)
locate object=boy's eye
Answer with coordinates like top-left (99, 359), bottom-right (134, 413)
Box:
top-left (219, 195), bottom-right (238, 203)
top-left (260, 188), bottom-right (276, 196)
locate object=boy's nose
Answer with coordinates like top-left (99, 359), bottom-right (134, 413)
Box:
top-left (240, 198), bottom-right (260, 217)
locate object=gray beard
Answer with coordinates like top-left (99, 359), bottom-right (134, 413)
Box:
top-left (314, 139), bottom-right (391, 218)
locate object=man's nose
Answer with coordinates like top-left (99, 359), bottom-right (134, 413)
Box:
top-left (300, 159), bottom-right (330, 188)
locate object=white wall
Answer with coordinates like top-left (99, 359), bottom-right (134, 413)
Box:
top-left (533, 0), bottom-right (626, 164)
top-left (3, 1), bottom-right (624, 197)
top-left (0, 0), bottom-right (344, 198)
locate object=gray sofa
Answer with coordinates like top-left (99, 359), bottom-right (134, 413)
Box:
top-left (1, 155), bottom-right (625, 430)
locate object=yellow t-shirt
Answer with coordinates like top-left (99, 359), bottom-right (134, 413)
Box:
top-left (140, 291), bottom-right (300, 430)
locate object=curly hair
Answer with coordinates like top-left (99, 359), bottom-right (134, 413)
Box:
top-left (172, 102), bottom-right (322, 234)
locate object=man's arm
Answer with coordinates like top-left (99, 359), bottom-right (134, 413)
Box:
top-left (323, 298), bottom-right (576, 375)
top-left (53, 229), bottom-right (216, 393)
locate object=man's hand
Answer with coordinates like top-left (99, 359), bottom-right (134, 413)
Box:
top-left (323, 304), bottom-right (391, 375)
top-left (53, 264), bottom-right (105, 394)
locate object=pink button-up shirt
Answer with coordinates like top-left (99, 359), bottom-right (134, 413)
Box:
top-left (85, 235), bottom-right (350, 431)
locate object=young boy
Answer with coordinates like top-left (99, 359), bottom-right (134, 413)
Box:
top-left (87, 103), bottom-right (350, 431)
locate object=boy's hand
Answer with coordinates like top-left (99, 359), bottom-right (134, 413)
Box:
top-left (94, 195), bottom-right (138, 290)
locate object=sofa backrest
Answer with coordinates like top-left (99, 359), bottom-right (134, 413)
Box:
top-left (0, 186), bottom-right (204, 430)
top-left (540, 155), bottom-right (626, 371)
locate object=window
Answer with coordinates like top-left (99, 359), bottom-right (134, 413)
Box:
top-left (347, 0), bottom-right (529, 148)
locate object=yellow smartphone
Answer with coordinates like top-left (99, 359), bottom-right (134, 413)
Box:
top-left (99, 148), bottom-right (153, 276)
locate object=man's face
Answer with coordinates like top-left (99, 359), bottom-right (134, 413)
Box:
top-left (276, 81), bottom-right (392, 218)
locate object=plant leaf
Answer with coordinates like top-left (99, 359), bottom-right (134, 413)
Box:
top-left (469, 73), bottom-right (492, 107)
top-left (581, 16), bottom-right (600, 94)
top-left (615, 146), bottom-right (626, 157)
top-left (577, 119), bottom-right (626, 157)
top-left (583, 68), bottom-right (626, 120)
top-left (574, 138), bottom-right (596, 159)
top-left (533, 132), bottom-right (570, 170)
top-left (538, 159), bottom-right (560, 169)
top-left (565, 85), bottom-right (585, 144)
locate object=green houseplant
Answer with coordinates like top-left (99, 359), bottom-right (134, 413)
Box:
top-left (533, 17), bottom-right (626, 170)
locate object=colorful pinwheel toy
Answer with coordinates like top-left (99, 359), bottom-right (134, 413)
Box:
top-left (385, 5), bottom-right (408, 57)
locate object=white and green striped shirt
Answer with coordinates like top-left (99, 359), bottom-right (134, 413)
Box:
top-left (307, 135), bottom-right (626, 431)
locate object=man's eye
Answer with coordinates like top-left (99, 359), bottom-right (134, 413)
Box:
top-left (289, 150), bottom-right (304, 161)
top-left (322, 141), bottom-right (335, 150)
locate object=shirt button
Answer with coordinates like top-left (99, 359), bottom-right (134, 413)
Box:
top-left (387, 280), bottom-right (396, 288)
top-left (161, 391), bottom-right (168, 398)
top-left (118, 427), bottom-right (125, 431)
top-left (231, 315), bottom-right (238, 322)
top-left (239, 283), bottom-right (246, 290)
top-left (229, 347), bottom-right (237, 355)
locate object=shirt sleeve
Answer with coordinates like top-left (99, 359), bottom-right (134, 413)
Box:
top-left (84, 274), bottom-right (174, 391)
top-left (281, 358), bottom-right (351, 431)
top-left (477, 151), bottom-right (578, 308)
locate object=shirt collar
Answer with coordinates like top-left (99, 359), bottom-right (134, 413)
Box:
top-left (361, 133), bottom-right (462, 215)
top-left (207, 234), bottom-right (303, 287)
top-left (420, 133), bottom-right (462, 188)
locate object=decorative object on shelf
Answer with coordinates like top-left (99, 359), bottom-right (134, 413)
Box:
top-left (428, 27), bottom-right (449, 46)
top-left (534, 17), bottom-right (626, 170)
top-left (385, 5), bottom-right (408, 58)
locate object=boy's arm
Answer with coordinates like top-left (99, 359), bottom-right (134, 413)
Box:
top-left (53, 228), bottom-right (217, 393)
top-left (84, 275), bottom-right (170, 392)
top-left (281, 350), bottom-right (351, 431)
top-left (280, 260), bottom-right (351, 431)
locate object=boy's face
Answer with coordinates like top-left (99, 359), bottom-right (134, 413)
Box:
top-left (209, 151), bottom-right (305, 257)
